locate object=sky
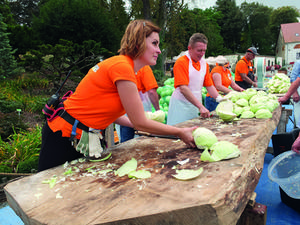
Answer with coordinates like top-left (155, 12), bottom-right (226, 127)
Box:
top-left (186, 0), bottom-right (300, 10)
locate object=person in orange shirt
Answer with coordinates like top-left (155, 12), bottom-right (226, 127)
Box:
top-left (205, 56), bottom-right (216, 72)
top-left (38, 20), bottom-right (198, 171)
top-left (167, 33), bottom-right (224, 126)
top-left (205, 55), bottom-right (244, 111)
top-left (235, 47), bottom-right (259, 89)
top-left (119, 65), bottom-right (160, 143)
top-left (136, 66), bottom-right (160, 112)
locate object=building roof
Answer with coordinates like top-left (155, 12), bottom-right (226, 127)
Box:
top-left (281, 22), bottom-right (300, 43)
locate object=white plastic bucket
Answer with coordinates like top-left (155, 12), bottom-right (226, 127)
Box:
top-left (268, 150), bottom-right (300, 199)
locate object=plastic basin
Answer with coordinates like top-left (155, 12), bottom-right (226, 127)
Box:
top-left (268, 150), bottom-right (300, 199)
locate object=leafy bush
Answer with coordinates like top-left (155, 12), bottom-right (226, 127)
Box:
top-left (153, 69), bottom-right (166, 86)
top-left (0, 125), bottom-right (41, 173)
top-left (0, 112), bottom-right (28, 141)
top-left (0, 94), bottom-right (23, 113)
top-left (17, 156), bottom-right (39, 173)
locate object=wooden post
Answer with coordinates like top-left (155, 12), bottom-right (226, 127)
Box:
top-left (237, 192), bottom-right (267, 225)
top-left (267, 107), bottom-right (293, 154)
top-left (277, 107), bottom-right (293, 134)
top-left (105, 123), bottom-right (115, 148)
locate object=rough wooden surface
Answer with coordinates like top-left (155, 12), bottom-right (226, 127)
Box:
top-left (4, 106), bottom-right (281, 225)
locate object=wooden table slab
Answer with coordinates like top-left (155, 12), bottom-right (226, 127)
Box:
top-left (4, 106), bottom-right (281, 225)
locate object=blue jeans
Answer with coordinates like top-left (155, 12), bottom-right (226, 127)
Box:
top-left (120, 125), bottom-right (135, 143)
top-left (205, 96), bottom-right (219, 112)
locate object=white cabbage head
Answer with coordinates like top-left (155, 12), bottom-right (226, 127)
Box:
top-left (216, 101), bottom-right (237, 122)
top-left (193, 127), bottom-right (218, 149)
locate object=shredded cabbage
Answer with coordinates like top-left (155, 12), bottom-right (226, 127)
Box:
top-left (115, 158), bottom-right (137, 177)
top-left (172, 168), bottom-right (203, 180)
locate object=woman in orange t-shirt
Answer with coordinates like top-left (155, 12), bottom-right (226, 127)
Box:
top-left (205, 56), bottom-right (244, 111)
top-left (38, 20), bottom-right (198, 171)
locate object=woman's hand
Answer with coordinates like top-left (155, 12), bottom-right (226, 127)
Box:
top-left (178, 126), bottom-right (198, 148)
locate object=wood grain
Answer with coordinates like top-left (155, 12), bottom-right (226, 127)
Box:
top-left (4, 106), bottom-right (281, 225)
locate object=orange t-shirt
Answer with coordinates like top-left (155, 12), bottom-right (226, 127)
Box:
top-left (48, 55), bottom-right (137, 138)
top-left (206, 66), bottom-right (232, 97)
top-left (137, 65), bottom-right (158, 93)
top-left (173, 55), bottom-right (213, 88)
top-left (235, 56), bottom-right (253, 82)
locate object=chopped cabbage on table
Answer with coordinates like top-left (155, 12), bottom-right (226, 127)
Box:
top-left (200, 141), bottom-right (240, 162)
top-left (172, 168), bottom-right (203, 180)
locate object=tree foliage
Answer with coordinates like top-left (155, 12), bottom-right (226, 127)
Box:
top-left (269, 6), bottom-right (300, 51)
top-left (0, 13), bottom-right (17, 79)
top-left (214, 0), bottom-right (243, 53)
top-left (31, 0), bottom-right (128, 53)
top-left (239, 2), bottom-right (273, 55)
top-left (0, 0), bottom-right (15, 25)
top-left (21, 39), bottom-right (112, 88)
top-left (7, 0), bottom-right (40, 26)
top-left (165, 7), bottom-right (224, 57)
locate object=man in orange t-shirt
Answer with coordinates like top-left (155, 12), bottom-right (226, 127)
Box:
top-left (235, 47), bottom-right (259, 89)
top-left (167, 33), bottom-right (224, 125)
top-left (205, 55), bottom-right (244, 111)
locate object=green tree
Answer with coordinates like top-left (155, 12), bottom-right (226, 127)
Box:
top-left (108, 0), bottom-right (130, 38)
top-left (239, 2), bottom-right (273, 55)
top-left (0, 0), bottom-right (15, 25)
top-left (32, 0), bottom-right (126, 53)
top-left (165, 7), bottom-right (224, 57)
top-left (215, 0), bottom-right (243, 53)
top-left (0, 0), bottom-right (40, 57)
top-left (8, 0), bottom-right (40, 26)
top-left (21, 39), bottom-right (111, 88)
top-left (269, 6), bottom-right (300, 52)
top-left (0, 13), bottom-right (17, 79)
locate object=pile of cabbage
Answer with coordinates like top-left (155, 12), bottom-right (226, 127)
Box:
top-left (216, 88), bottom-right (279, 122)
top-left (145, 110), bottom-right (166, 123)
top-left (157, 77), bottom-right (175, 117)
top-left (266, 73), bottom-right (290, 94)
top-left (192, 127), bottom-right (241, 162)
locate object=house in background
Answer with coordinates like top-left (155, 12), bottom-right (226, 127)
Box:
top-left (276, 22), bottom-right (300, 66)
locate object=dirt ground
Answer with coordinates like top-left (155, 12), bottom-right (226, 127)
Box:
top-left (22, 111), bottom-right (45, 128)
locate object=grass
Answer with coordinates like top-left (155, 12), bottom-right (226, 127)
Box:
top-left (0, 73), bottom-right (48, 176)
top-left (0, 126), bottom-right (41, 173)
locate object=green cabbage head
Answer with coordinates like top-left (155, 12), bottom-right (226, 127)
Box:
top-left (145, 110), bottom-right (165, 123)
top-left (236, 98), bottom-right (249, 107)
top-left (200, 141), bottom-right (240, 162)
top-left (255, 109), bottom-right (272, 119)
top-left (240, 110), bottom-right (255, 118)
top-left (193, 127), bottom-right (218, 149)
top-left (233, 105), bottom-right (243, 116)
top-left (216, 101), bottom-right (237, 122)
